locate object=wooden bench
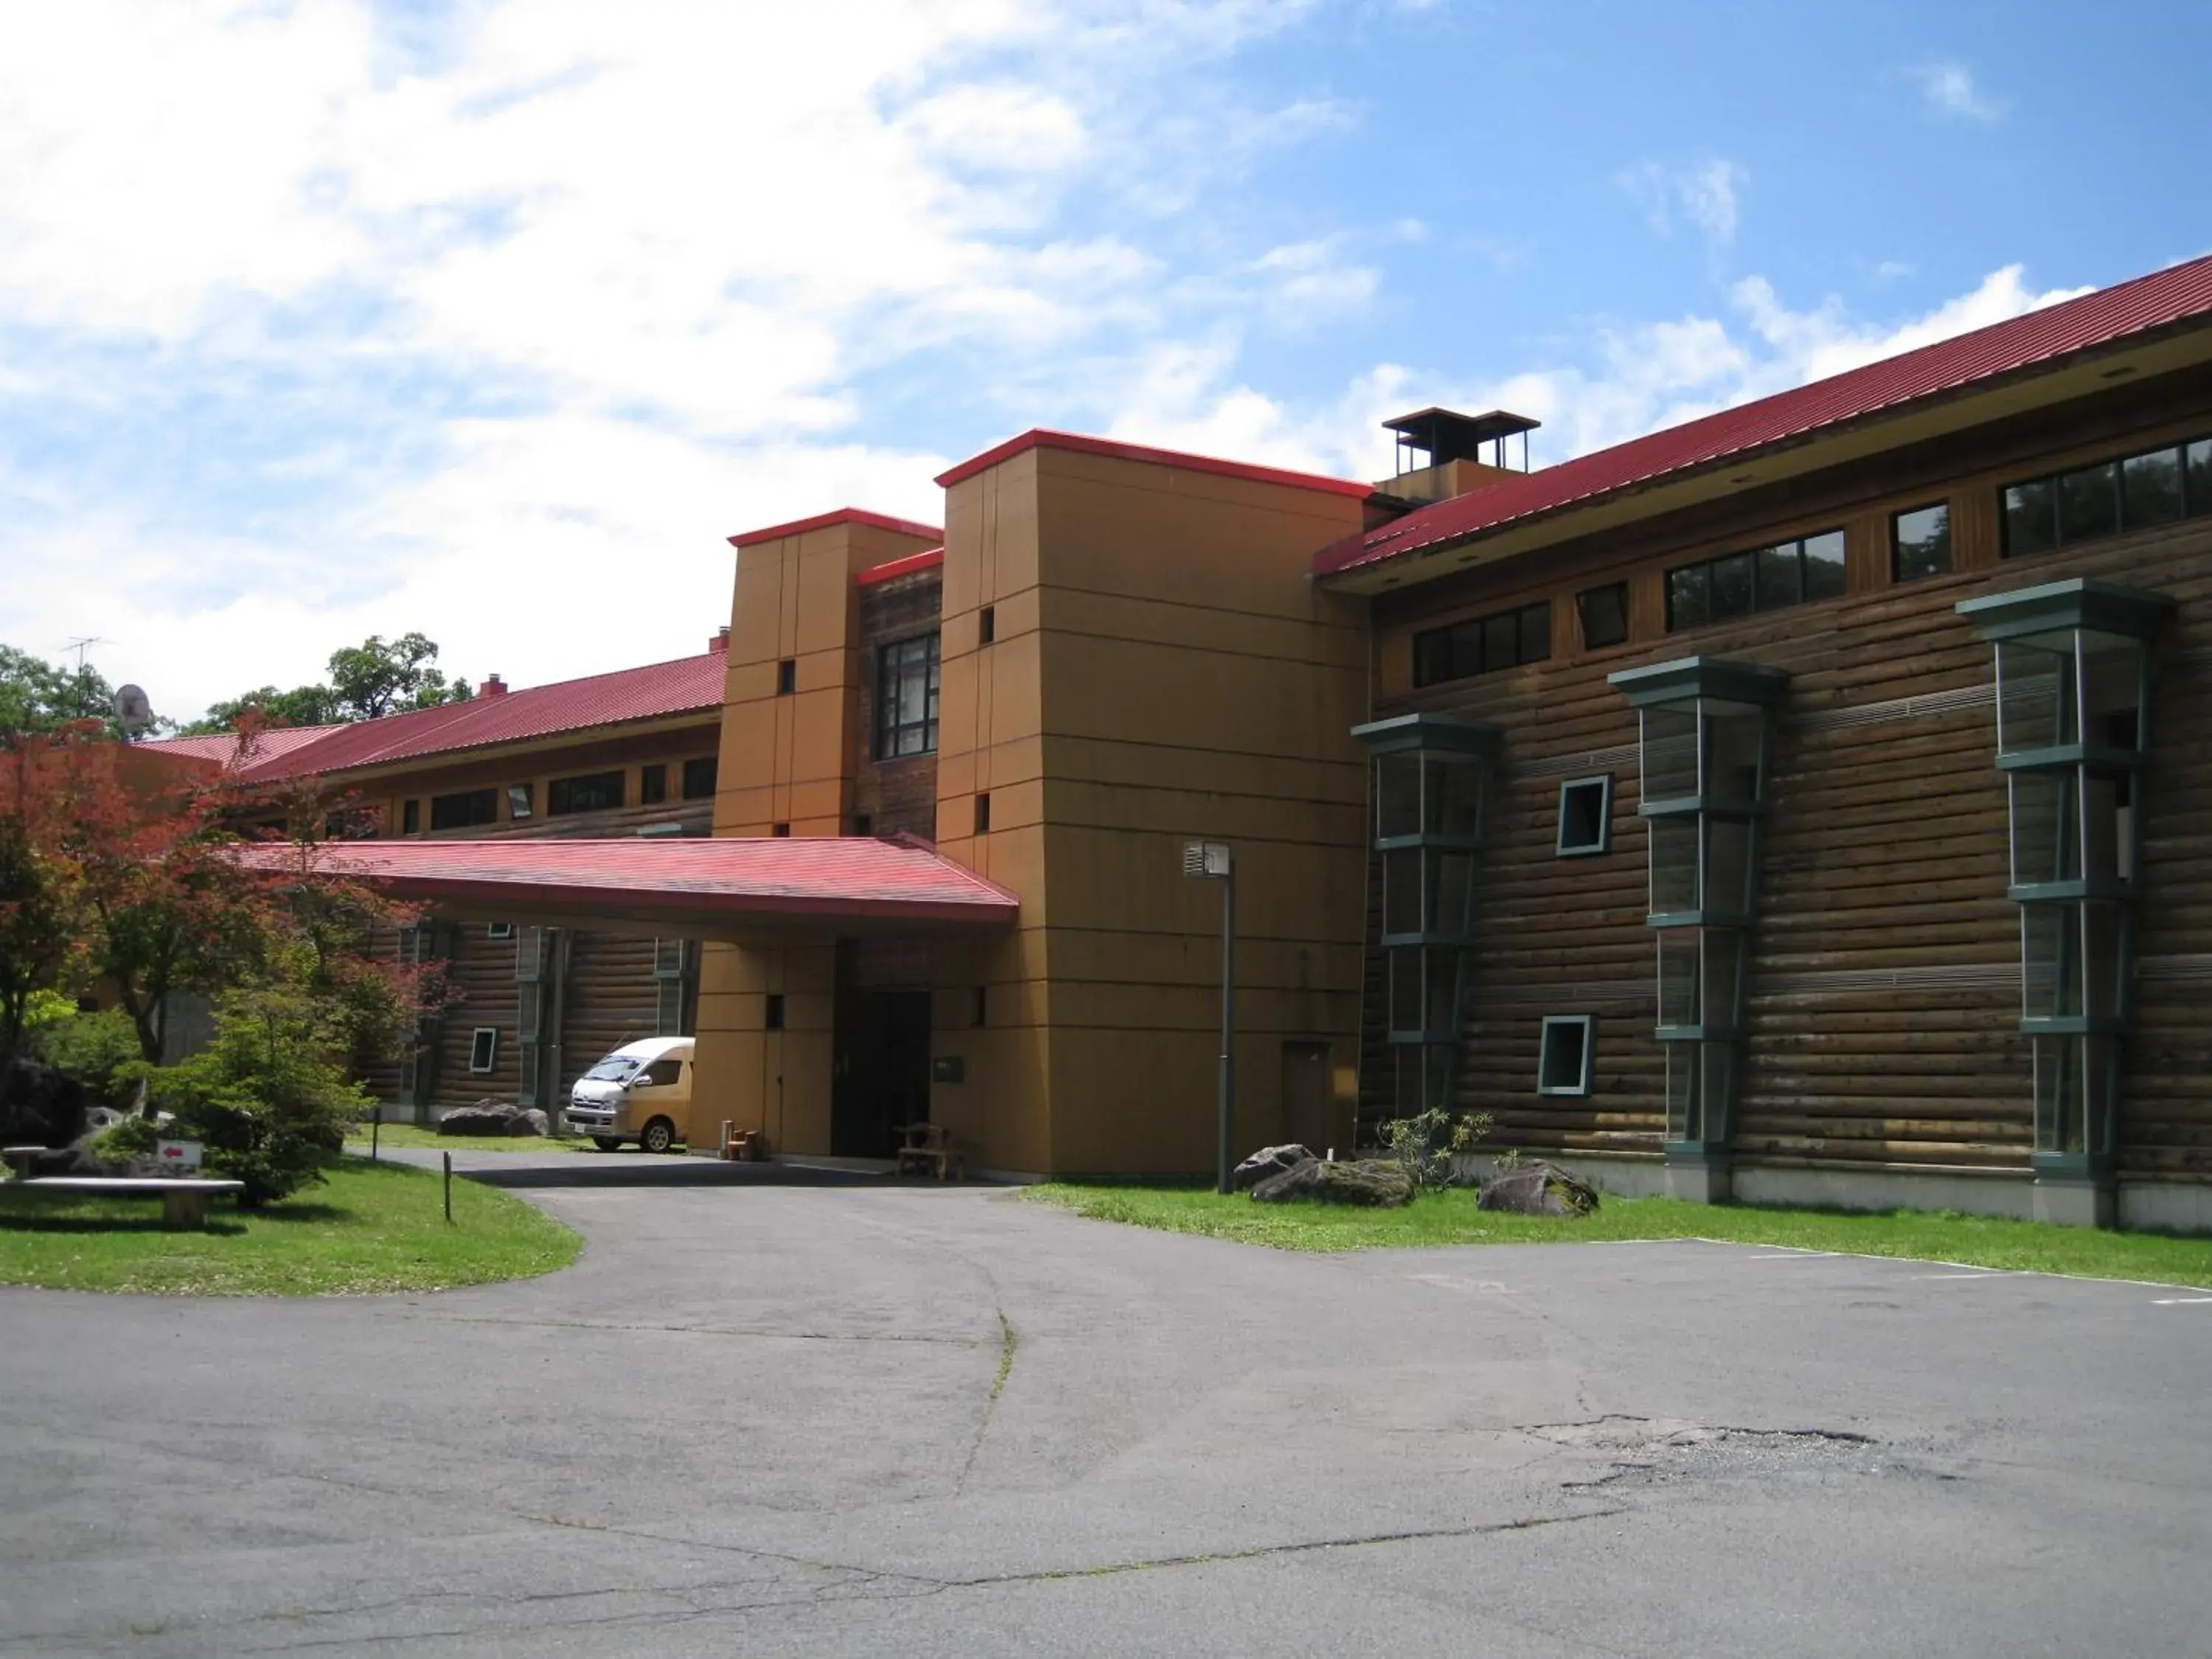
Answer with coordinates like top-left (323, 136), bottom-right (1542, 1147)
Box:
top-left (3, 1146), bottom-right (49, 1180)
top-left (20, 1177), bottom-right (246, 1229)
top-left (894, 1122), bottom-right (964, 1182)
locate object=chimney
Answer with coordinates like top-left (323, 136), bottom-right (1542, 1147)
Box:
top-left (478, 673), bottom-right (507, 697)
top-left (709, 627), bottom-right (731, 654)
top-left (1374, 408), bottom-right (1540, 506)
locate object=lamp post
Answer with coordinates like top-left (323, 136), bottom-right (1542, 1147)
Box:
top-left (1183, 840), bottom-right (1235, 1193)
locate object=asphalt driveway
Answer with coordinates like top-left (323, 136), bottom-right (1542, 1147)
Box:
top-left (3, 1167), bottom-right (2209, 1657)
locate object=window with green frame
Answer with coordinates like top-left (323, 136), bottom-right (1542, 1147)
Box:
top-left (2001, 433), bottom-right (2212, 557)
top-left (1666, 529), bottom-right (1845, 631)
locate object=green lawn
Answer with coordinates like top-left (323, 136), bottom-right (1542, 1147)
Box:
top-left (1025, 1183), bottom-right (2212, 1288)
top-left (344, 1121), bottom-right (597, 1154)
top-left (0, 1155), bottom-right (582, 1295)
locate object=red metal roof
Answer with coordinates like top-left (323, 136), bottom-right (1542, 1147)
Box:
top-left (235, 836), bottom-right (1019, 928)
top-left (855, 546), bottom-right (945, 586)
top-left (142, 651), bottom-right (727, 783)
top-left (1315, 253), bottom-right (2212, 578)
top-left (145, 724), bottom-right (347, 771)
top-left (936, 428), bottom-right (1375, 497)
top-left (726, 507), bottom-right (945, 549)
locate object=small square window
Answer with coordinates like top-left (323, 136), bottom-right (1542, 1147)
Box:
top-left (973, 986), bottom-right (987, 1027)
top-left (640, 763), bottom-right (667, 804)
top-left (682, 756), bottom-right (718, 799)
top-left (468, 1026), bottom-right (499, 1074)
top-left (1893, 503), bottom-right (1952, 582)
top-left (772, 822), bottom-right (790, 838)
top-left (776, 658), bottom-right (796, 695)
top-left (401, 799), bottom-right (421, 835)
top-left (1556, 775), bottom-right (1613, 858)
top-left (980, 606), bottom-right (996, 644)
top-left (853, 813), bottom-right (873, 836)
top-left (765, 993), bottom-right (785, 1030)
top-left (1577, 582), bottom-right (1630, 650)
top-left (507, 783), bottom-right (534, 821)
top-left (975, 792), bottom-right (991, 834)
top-left (487, 922), bottom-right (514, 940)
top-left (1537, 1015), bottom-right (1594, 1096)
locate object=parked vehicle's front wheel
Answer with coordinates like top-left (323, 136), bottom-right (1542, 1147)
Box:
top-left (639, 1117), bottom-right (676, 1155)
top-left (592, 1137), bottom-right (622, 1152)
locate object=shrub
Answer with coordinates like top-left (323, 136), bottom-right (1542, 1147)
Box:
top-left (128, 984), bottom-right (371, 1206)
top-left (1378, 1107), bottom-right (1495, 1194)
top-left (30, 1006), bottom-right (144, 1110)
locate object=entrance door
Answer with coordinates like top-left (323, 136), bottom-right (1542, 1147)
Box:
top-left (1281, 1041), bottom-right (1332, 1154)
top-left (832, 990), bottom-right (933, 1158)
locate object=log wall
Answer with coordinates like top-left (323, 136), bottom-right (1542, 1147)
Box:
top-left (1363, 372), bottom-right (2212, 1186)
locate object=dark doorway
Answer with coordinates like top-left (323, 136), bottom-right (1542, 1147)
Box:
top-left (832, 990), bottom-right (933, 1158)
top-left (1282, 1040), bottom-right (1332, 1154)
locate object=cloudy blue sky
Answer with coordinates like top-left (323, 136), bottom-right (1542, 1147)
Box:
top-left (2, 0), bottom-right (2205, 720)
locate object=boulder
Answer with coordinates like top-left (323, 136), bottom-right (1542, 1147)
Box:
top-left (439, 1100), bottom-right (526, 1136)
top-left (1476, 1161), bottom-right (1601, 1217)
top-left (1231, 1144), bottom-right (1316, 1190)
top-left (1251, 1156), bottom-right (1412, 1208)
top-left (512, 1108), bottom-right (551, 1138)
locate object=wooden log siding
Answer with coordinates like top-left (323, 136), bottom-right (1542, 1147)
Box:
top-left (1364, 483), bottom-right (2212, 1185)
top-left (558, 933), bottom-right (663, 1096)
top-left (430, 922), bottom-right (524, 1111)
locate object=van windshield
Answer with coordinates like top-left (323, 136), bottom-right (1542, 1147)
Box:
top-left (583, 1057), bottom-right (642, 1082)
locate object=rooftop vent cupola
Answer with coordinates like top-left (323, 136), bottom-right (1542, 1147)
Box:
top-left (1377, 408), bottom-right (1540, 506)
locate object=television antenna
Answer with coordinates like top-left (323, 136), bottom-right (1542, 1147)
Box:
top-left (63, 636), bottom-right (109, 672)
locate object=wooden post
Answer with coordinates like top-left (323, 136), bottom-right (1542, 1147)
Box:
top-left (442, 1151), bottom-right (453, 1223)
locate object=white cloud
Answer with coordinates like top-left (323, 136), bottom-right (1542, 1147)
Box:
top-left (0, 0), bottom-right (1352, 717)
top-left (1097, 264), bottom-right (2090, 484)
top-left (1910, 61), bottom-right (2004, 123)
top-left (1618, 157), bottom-right (1746, 246)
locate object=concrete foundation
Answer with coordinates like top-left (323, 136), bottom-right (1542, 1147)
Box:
top-left (1732, 1162), bottom-right (2037, 1220)
top-left (2116, 1181), bottom-right (2212, 1235)
top-left (2033, 1178), bottom-right (2117, 1229)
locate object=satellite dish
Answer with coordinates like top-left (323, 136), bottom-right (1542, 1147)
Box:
top-left (113, 684), bottom-right (154, 737)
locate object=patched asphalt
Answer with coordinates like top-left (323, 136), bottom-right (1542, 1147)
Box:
top-left (4, 1162), bottom-right (2209, 1656)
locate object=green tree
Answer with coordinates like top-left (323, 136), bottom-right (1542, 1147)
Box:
top-left (0, 802), bottom-right (74, 1084)
top-left (181, 684), bottom-right (342, 735)
top-left (0, 645), bottom-right (119, 737)
top-left (327, 633), bottom-right (473, 720)
top-left (103, 981), bottom-right (372, 1206)
top-left (184, 632), bottom-right (473, 734)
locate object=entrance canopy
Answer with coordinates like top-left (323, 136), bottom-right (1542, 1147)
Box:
top-left (240, 837), bottom-right (1020, 940)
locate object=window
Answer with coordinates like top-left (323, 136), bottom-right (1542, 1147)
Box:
top-left (1666, 530), bottom-right (1845, 630)
top-left (2003, 434), bottom-right (2212, 556)
top-left (974, 792), bottom-right (991, 834)
top-left (548, 771), bottom-right (624, 815)
top-left (765, 993), bottom-right (786, 1030)
top-left (1556, 775), bottom-right (1613, 858)
top-left (682, 756), bottom-right (718, 799)
top-left (1537, 1015), bottom-right (1595, 1096)
top-left (853, 813), bottom-right (873, 836)
top-left (507, 783), bottom-right (533, 821)
top-left (1577, 582), bottom-right (1630, 650)
top-left (639, 1058), bottom-right (684, 1088)
top-left (401, 799), bottom-right (421, 835)
top-left (640, 763), bottom-right (667, 804)
top-left (429, 788), bottom-right (498, 830)
top-left (973, 985), bottom-right (987, 1027)
top-left (772, 822), bottom-right (790, 837)
top-left (979, 606), bottom-right (996, 644)
top-left (1411, 602), bottom-right (1550, 688)
top-left (776, 658), bottom-right (796, 695)
top-left (877, 633), bottom-right (941, 757)
top-left (487, 922), bottom-right (514, 940)
top-left (1892, 503), bottom-right (1952, 582)
top-left (468, 1026), bottom-right (498, 1074)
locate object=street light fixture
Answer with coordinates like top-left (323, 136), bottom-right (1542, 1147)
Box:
top-left (1183, 839), bottom-right (1235, 1193)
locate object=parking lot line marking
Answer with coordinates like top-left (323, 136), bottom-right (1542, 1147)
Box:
top-left (1744, 1252), bottom-right (1825, 1259)
top-left (1910, 1271), bottom-right (2009, 1280)
top-left (2151, 1296), bottom-right (2212, 1305)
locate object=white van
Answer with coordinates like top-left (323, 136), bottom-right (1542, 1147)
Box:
top-left (567, 1036), bottom-right (693, 1153)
